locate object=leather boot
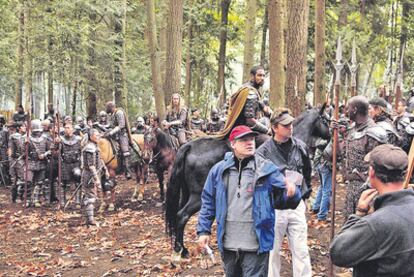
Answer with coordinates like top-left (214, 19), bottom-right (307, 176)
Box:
top-left (124, 156), bottom-right (133, 180)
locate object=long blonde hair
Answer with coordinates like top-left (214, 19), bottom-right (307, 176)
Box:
top-left (167, 93), bottom-right (185, 113)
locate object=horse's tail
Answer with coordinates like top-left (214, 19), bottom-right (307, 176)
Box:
top-left (165, 142), bottom-right (191, 237)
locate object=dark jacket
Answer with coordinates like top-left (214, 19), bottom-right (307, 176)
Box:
top-left (196, 152), bottom-right (301, 254)
top-left (256, 137), bottom-right (312, 199)
top-left (330, 189), bottom-right (414, 277)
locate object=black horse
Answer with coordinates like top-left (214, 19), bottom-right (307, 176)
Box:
top-left (165, 105), bottom-right (331, 259)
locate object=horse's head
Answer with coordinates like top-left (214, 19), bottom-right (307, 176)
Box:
top-left (312, 103), bottom-right (331, 140)
top-left (143, 127), bottom-right (157, 162)
top-left (293, 103), bottom-right (331, 144)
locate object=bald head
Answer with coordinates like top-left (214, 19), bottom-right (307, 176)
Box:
top-left (348, 95), bottom-right (369, 120)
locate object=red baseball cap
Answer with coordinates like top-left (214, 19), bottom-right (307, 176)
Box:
top-left (229, 125), bottom-right (258, 142)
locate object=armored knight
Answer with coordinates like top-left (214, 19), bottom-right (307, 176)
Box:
top-left (0, 115), bottom-right (10, 187)
top-left (27, 119), bottom-right (51, 207)
top-left (74, 116), bottom-right (88, 136)
top-left (81, 129), bottom-right (107, 225)
top-left (12, 105), bottom-right (27, 124)
top-left (132, 116), bottom-right (148, 135)
top-left (56, 123), bottom-right (82, 206)
top-left (96, 111), bottom-right (110, 132)
top-left (8, 122), bottom-right (25, 203)
top-left (369, 97), bottom-right (400, 147)
top-left (189, 108), bottom-right (206, 132)
top-left (206, 108), bottom-right (225, 134)
top-left (103, 101), bottom-right (135, 179)
top-left (216, 66), bottom-right (271, 140)
top-left (342, 96), bottom-right (387, 218)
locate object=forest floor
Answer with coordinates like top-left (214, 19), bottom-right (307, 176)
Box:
top-left (0, 174), bottom-right (351, 277)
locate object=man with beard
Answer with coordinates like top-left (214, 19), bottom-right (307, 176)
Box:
top-left (368, 97), bottom-right (400, 146)
top-left (103, 101), bottom-right (134, 179)
top-left (340, 96), bottom-right (387, 219)
top-left (162, 93), bottom-right (188, 145)
top-left (217, 65), bottom-right (272, 140)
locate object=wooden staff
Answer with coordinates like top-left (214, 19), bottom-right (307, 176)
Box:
top-left (329, 37), bottom-right (343, 277)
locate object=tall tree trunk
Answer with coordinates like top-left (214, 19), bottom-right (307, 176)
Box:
top-left (286, 0), bottom-right (309, 116)
top-left (260, 1), bottom-right (269, 67)
top-left (314, 0), bottom-right (325, 106)
top-left (242, 0), bottom-right (258, 82)
top-left (23, 1), bottom-right (33, 114)
top-left (163, 0), bottom-right (184, 104)
top-left (86, 7), bottom-right (98, 119)
top-left (184, 11), bottom-right (193, 108)
top-left (15, 3), bottom-right (24, 109)
top-left (217, 0), bottom-right (231, 105)
top-left (122, 0), bottom-right (128, 109)
top-left (338, 0), bottom-right (348, 28)
top-left (268, 0), bottom-right (286, 108)
top-left (146, 0), bottom-right (166, 120)
top-left (159, 0), bottom-right (168, 84)
top-left (114, 4), bottom-right (126, 110)
top-left (399, 1), bottom-right (411, 77)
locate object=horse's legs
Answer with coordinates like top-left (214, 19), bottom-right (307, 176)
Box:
top-left (156, 169), bottom-right (164, 202)
top-left (132, 164), bottom-right (142, 200)
top-left (108, 172), bottom-right (116, 211)
top-left (175, 194), bottom-right (201, 258)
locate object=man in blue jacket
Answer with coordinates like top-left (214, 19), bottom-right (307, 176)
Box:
top-left (197, 125), bottom-right (301, 277)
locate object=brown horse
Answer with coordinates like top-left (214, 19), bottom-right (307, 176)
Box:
top-left (136, 127), bottom-right (176, 203)
top-left (98, 134), bottom-right (143, 211)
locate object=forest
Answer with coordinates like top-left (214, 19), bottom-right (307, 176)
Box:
top-left (0, 0), bottom-right (413, 119)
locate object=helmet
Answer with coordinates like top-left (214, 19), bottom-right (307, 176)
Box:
top-left (136, 116), bottom-right (144, 124)
top-left (31, 119), bottom-right (43, 132)
top-left (64, 115), bottom-right (73, 123)
top-left (103, 179), bottom-right (116, 192)
top-left (76, 116), bottom-right (84, 125)
top-left (42, 119), bottom-right (51, 128)
top-left (99, 111), bottom-right (107, 118)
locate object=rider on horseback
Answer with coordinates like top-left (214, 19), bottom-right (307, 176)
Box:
top-left (217, 65), bottom-right (272, 139)
top-left (103, 101), bottom-right (135, 180)
top-left (162, 93), bottom-right (188, 146)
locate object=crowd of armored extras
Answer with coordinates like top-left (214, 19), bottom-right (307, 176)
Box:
top-left (0, 98), bottom-right (227, 224)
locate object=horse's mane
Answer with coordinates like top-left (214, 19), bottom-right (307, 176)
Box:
top-left (155, 128), bottom-right (174, 148)
top-left (294, 108), bottom-right (317, 126)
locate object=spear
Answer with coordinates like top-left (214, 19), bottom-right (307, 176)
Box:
top-left (348, 39), bottom-right (359, 97)
top-left (55, 94), bottom-right (62, 209)
top-left (329, 37), bottom-right (343, 277)
top-left (394, 42), bottom-right (405, 110)
top-left (24, 98), bottom-right (32, 208)
top-left (383, 49), bottom-right (392, 101)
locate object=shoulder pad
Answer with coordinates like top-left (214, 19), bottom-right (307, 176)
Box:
top-left (83, 142), bottom-right (97, 153)
top-left (376, 121), bottom-right (400, 137)
top-left (246, 89), bottom-right (259, 100)
top-left (11, 133), bottom-right (22, 139)
top-left (406, 122), bottom-right (414, 135)
top-left (366, 125), bottom-right (388, 144)
top-left (400, 117), bottom-right (411, 128)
